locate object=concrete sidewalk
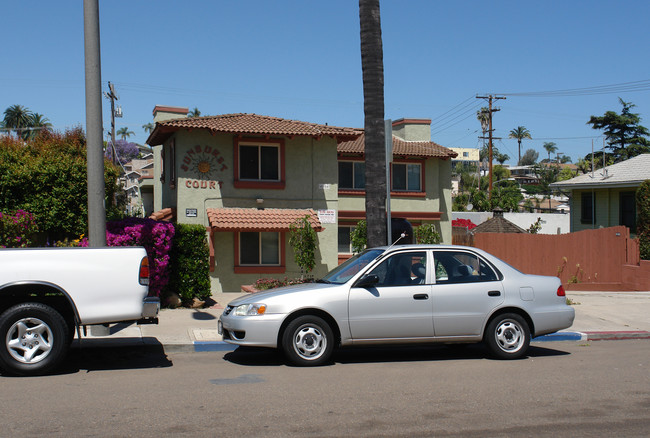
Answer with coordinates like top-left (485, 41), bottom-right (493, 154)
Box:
top-left (76, 291), bottom-right (650, 352)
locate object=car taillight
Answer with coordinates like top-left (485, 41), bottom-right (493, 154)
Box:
top-left (139, 257), bottom-right (150, 285)
top-left (557, 285), bottom-right (566, 297)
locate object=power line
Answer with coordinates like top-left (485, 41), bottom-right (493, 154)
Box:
top-left (498, 79), bottom-right (650, 97)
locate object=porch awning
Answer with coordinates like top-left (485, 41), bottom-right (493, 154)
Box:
top-left (207, 208), bottom-right (323, 232)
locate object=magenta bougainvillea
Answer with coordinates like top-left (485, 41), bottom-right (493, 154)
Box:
top-left (452, 218), bottom-right (477, 230)
top-left (0, 210), bottom-right (38, 248)
top-left (81, 218), bottom-right (175, 297)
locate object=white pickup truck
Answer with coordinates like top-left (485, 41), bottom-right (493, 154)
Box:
top-left (0, 247), bottom-right (159, 376)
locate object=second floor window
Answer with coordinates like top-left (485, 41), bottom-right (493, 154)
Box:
top-left (392, 162), bottom-right (421, 191)
top-left (239, 144), bottom-right (279, 181)
top-left (339, 161), bottom-right (365, 189)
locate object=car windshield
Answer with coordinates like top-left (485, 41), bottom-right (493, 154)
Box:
top-left (320, 249), bottom-right (384, 284)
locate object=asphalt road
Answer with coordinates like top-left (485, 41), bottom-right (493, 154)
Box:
top-left (1, 341), bottom-right (648, 437)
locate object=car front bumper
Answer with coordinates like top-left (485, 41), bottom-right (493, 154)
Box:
top-left (219, 312), bottom-right (286, 348)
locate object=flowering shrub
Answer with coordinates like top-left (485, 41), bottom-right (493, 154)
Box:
top-left (452, 218), bottom-right (477, 230)
top-left (80, 218), bottom-right (175, 297)
top-left (254, 277), bottom-right (314, 291)
top-left (0, 210), bottom-right (38, 248)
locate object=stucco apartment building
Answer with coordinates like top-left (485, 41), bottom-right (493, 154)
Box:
top-left (146, 106), bottom-right (456, 292)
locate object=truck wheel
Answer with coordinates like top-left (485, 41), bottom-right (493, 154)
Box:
top-left (281, 315), bottom-right (334, 366)
top-left (0, 303), bottom-right (70, 376)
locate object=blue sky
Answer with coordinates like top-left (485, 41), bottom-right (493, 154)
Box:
top-left (3, 1), bottom-right (650, 165)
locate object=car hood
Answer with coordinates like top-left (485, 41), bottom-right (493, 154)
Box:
top-left (226, 282), bottom-right (337, 306)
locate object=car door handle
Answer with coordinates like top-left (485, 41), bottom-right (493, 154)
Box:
top-left (413, 293), bottom-right (429, 300)
top-left (488, 290), bottom-right (501, 297)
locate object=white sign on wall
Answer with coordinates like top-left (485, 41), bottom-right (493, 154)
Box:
top-left (318, 209), bottom-right (336, 224)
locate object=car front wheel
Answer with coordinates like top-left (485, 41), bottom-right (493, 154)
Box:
top-left (0, 303), bottom-right (70, 376)
top-left (485, 313), bottom-right (530, 360)
top-left (281, 315), bottom-right (334, 366)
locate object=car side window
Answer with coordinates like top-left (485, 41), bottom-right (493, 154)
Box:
top-left (368, 252), bottom-right (427, 286)
top-left (433, 251), bottom-right (498, 284)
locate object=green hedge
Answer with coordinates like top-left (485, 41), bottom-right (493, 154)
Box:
top-left (637, 180), bottom-right (650, 260)
top-left (168, 223), bottom-right (211, 303)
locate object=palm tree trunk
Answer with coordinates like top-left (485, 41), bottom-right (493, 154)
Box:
top-left (359, 0), bottom-right (387, 248)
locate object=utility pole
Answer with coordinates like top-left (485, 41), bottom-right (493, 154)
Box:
top-left (103, 81), bottom-right (120, 165)
top-left (83, 0), bottom-right (106, 247)
top-left (476, 94), bottom-right (505, 198)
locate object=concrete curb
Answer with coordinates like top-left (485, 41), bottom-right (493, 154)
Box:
top-left (533, 330), bottom-right (650, 342)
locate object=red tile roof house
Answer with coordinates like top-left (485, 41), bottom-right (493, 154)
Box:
top-left (146, 106), bottom-right (456, 293)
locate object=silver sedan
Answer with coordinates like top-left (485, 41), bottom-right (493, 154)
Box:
top-left (218, 245), bottom-right (575, 365)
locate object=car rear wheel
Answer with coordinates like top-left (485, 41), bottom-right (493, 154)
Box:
top-left (485, 313), bottom-right (530, 360)
top-left (0, 303), bottom-right (70, 376)
top-left (282, 315), bottom-right (334, 366)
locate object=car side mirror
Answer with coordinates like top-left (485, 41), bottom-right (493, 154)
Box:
top-left (354, 274), bottom-right (379, 288)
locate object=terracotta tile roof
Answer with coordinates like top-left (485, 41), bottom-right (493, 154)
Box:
top-left (146, 113), bottom-right (363, 145)
top-left (338, 134), bottom-right (457, 159)
top-left (207, 208), bottom-right (323, 232)
top-left (148, 207), bottom-right (176, 222)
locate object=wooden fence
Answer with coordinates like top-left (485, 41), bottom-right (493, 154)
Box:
top-left (470, 226), bottom-right (650, 291)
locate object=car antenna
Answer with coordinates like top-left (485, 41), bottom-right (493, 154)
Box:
top-left (387, 232), bottom-right (407, 250)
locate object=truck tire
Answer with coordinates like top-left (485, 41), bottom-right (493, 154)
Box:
top-left (0, 303), bottom-right (71, 376)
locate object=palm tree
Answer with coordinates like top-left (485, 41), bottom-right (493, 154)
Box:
top-left (142, 123), bottom-right (154, 134)
top-left (359, 0), bottom-right (387, 247)
top-left (28, 113), bottom-right (52, 139)
top-left (188, 107), bottom-right (201, 118)
top-left (543, 141), bottom-right (558, 162)
top-left (3, 105), bottom-right (33, 139)
top-left (116, 127), bottom-right (134, 141)
top-left (508, 126), bottom-right (531, 165)
top-left (476, 107), bottom-right (490, 137)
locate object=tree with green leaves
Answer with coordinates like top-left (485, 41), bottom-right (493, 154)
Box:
top-left (0, 128), bottom-right (123, 241)
top-left (359, 0), bottom-right (387, 247)
top-left (587, 98), bottom-right (650, 162)
top-left (495, 151), bottom-right (510, 165)
top-left (27, 113), bottom-right (52, 140)
top-left (509, 126), bottom-right (531, 165)
top-left (142, 122), bottom-right (154, 134)
top-left (188, 107), bottom-right (201, 117)
top-left (288, 215), bottom-right (318, 277)
top-left (543, 141), bottom-right (558, 162)
top-left (520, 148), bottom-right (539, 166)
top-left (636, 180), bottom-right (650, 259)
top-left (116, 127), bottom-right (134, 141)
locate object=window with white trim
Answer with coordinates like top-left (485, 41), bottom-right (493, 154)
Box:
top-left (239, 144), bottom-right (280, 181)
top-left (339, 161), bottom-right (365, 189)
top-left (392, 162), bottom-right (421, 191)
top-left (240, 232), bottom-right (280, 265)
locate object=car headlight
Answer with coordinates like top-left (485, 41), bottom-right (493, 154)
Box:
top-left (234, 303), bottom-right (267, 316)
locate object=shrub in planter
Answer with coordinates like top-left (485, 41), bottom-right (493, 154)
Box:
top-left (168, 223), bottom-right (211, 304)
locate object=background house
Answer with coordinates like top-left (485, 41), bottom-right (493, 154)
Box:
top-left (550, 153), bottom-right (650, 233)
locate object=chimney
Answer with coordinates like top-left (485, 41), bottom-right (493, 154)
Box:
top-left (152, 106), bottom-right (189, 123)
top-left (391, 118), bottom-right (432, 142)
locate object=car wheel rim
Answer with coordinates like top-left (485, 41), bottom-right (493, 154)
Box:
top-left (5, 317), bottom-right (54, 364)
top-left (494, 320), bottom-right (524, 353)
top-left (293, 324), bottom-right (326, 361)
